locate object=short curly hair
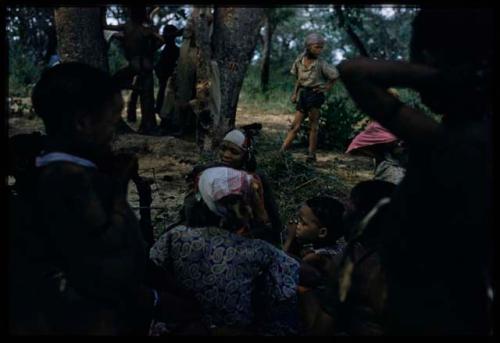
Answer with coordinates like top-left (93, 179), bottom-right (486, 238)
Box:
top-left (31, 62), bottom-right (120, 137)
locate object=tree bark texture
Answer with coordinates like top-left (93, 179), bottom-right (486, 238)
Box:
top-left (260, 14), bottom-right (274, 94)
top-left (211, 7), bottom-right (265, 141)
top-left (54, 7), bottom-right (109, 72)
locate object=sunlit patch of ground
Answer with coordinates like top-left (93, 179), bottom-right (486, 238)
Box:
top-left (8, 96), bottom-right (374, 237)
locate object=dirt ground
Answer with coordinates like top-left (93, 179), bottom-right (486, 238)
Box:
top-left (8, 96), bottom-right (374, 237)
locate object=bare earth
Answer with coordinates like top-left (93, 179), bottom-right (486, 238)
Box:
top-left (8, 97), bottom-right (374, 237)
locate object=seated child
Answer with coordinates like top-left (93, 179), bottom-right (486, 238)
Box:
top-left (283, 196), bottom-right (346, 289)
top-left (304, 180), bottom-right (396, 336)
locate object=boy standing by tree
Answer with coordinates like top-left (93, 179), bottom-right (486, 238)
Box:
top-left (280, 33), bottom-right (339, 162)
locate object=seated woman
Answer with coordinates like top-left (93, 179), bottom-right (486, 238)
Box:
top-left (346, 89), bottom-right (407, 185)
top-left (184, 124), bottom-right (283, 246)
top-left (150, 166), bottom-right (300, 335)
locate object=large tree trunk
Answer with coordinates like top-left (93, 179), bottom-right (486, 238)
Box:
top-left (260, 14), bottom-right (274, 94)
top-left (55, 7), bottom-right (134, 134)
top-left (210, 7), bottom-right (265, 143)
top-left (54, 7), bottom-right (109, 71)
top-left (162, 7), bottom-right (264, 151)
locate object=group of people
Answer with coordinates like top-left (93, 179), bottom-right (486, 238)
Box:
top-left (8, 8), bottom-right (492, 335)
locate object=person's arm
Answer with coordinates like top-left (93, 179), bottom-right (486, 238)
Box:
top-left (290, 60), bottom-right (300, 103)
top-left (258, 172), bottom-right (283, 245)
top-left (291, 80), bottom-right (300, 103)
top-left (283, 220), bottom-right (300, 255)
top-left (103, 24), bottom-right (125, 31)
top-left (338, 57), bottom-right (441, 146)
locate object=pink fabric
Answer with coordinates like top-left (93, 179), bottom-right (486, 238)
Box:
top-left (198, 167), bottom-right (254, 215)
top-left (346, 121), bottom-right (398, 154)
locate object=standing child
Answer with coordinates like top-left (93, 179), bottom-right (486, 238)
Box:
top-left (280, 33), bottom-right (340, 162)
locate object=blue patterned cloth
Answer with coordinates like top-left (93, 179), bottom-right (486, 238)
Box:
top-left (150, 226), bottom-right (300, 335)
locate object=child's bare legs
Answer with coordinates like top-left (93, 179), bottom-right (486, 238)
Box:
top-left (281, 110), bottom-right (305, 152)
top-left (307, 107), bottom-right (320, 160)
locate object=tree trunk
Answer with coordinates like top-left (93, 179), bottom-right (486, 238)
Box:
top-left (54, 7), bottom-right (109, 71)
top-left (211, 7), bottom-right (265, 143)
top-left (260, 14), bottom-right (274, 94)
top-left (334, 5), bottom-right (370, 58)
top-left (55, 7), bottom-right (134, 133)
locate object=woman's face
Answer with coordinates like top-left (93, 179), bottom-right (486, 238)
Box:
top-left (219, 141), bottom-right (245, 169)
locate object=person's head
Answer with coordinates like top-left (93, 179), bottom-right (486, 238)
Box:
top-left (295, 196), bottom-right (345, 245)
top-left (219, 127), bottom-right (257, 172)
top-left (343, 180), bottom-right (396, 238)
top-left (31, 62), bottom-right (123, 154)
top-left (387, 88), bottom-right (400, 99)
top-left (196, 166), bottom-right (257, 232)
top-left (129, 6), bottom-right (148, 24)
top-left (410, 9), bottom-right (493, 117)
top-left (305, 33), bottom-right (326, 58)
top-left (163, 24), bottom-right (183, 40)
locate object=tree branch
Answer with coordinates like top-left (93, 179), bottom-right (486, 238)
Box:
top-left (334, 5), bottom-right (370, 58)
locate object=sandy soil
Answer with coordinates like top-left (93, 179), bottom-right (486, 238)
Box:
top-left (8, 96), bottom-right (374, 237)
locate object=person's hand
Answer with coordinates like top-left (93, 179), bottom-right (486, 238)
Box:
top-left (313, 86), bottom-right (324, 93)
top-left (290, 94), bottom-right (297, 104)
top-left (287, 218), bottom-right (298, 239)
top-left (110, 153), bottom-right (139, 183)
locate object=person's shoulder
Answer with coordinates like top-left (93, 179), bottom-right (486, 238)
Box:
top-left (38, 162), bottom-right (89, 186)
top-left (292, 52), bottom-right (304, 65)
top-left (318, 57), bottom-right (337, 69)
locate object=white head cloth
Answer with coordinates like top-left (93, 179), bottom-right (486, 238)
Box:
top-left (222, 129), bottom-right (247, 150)
top-left (197, 166), bottom-right (253, 216)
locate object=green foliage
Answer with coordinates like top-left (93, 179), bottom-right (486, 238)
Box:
top-left (254, 135), bottom-right (351, 223)
top-left (240, 64), bottom-right (296, 114)
top-left (8, 43), bottom-right (43, 97)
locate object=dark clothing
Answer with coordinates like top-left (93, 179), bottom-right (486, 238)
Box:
top-left (9, 162), bottom-right (150, 334)
top-left (252, 172), bottom-right (283, 246)
top-left (155, 43), bottom-right (180, 81)
top-left (314, 240), bottom-right (386, 335)
top-left (296, 87), bottom-right (325, 113)
top-left (380, 117), bottom-right (492, 334)
top-left (155, 42), bottom-right (180, 113)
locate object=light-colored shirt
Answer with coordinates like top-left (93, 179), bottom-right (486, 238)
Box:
top-left (290, 52), bottom-right (339, 89)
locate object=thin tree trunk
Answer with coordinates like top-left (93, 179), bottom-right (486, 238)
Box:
top-left (334, 5), bottom-right (370, 58)
top-left (260, 15), bottom-right (274, 94)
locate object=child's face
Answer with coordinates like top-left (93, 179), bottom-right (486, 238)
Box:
top-left (296, 204), bottom-right (324, 242)
top-left (308, 43), bottom-right (324, 57)
top-left (219, 141), bottom-right (245, 169)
